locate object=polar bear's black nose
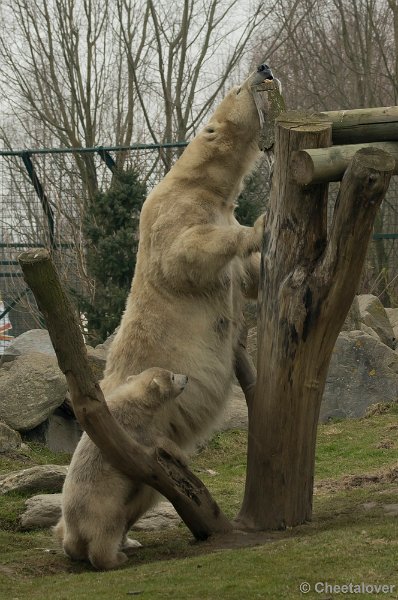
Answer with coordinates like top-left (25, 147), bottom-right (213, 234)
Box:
top-left (257, 63), bottom-right (273, 80)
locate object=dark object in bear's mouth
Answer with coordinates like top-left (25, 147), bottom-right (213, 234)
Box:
top-left (257, 63), bottom-right (273, 80)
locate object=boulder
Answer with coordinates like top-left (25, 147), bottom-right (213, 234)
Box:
top-left (220, 385), bottom-right (248, 430)
top-left (0, 353), bottom-right (68, 431)
top-left (357, 294), bottom-right (395, 348)
top-left (131, 501), bottom-right (181, 531)
top-left (94, 328), bottom-right (118, 355)
top-left (0, 421), bottom-right (22, 453)
top-left (19, 494), bottom-right (180, 531)
top-left (321, 330), bottom-right (398, 421)
top-left (359, 323), bottom-right (381, 340)
top-left (386, 307), bottom-right (398, 342)
top-left (341, 296), bottom-right (361, 332)
top-left (2, 329), bottom-right (55, 362)
top-left (20, 493), bottom-right (62, 530)
top-left (86, 345), bottom-right (107, 381)
top-left (0, 464), bottom-right (67, 495)
top-left (22, 410), bottom-right (82, 453)
top-left (1, 327), bottom-right (107, 375)
top-left (232, 326), bottom-right (398, 425)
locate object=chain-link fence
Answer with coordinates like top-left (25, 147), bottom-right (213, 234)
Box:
top-left (0, 143), bottom-right (397, 352)
top-left (0, 143), bottom-right (188, 350)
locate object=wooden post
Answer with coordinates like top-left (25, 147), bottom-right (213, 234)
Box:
top-left (18, 249), bottom-right (232, 540)
top-left (236, 112), bottom-right (394, 530)
top-left (291, 141), bottom-right (398, 184)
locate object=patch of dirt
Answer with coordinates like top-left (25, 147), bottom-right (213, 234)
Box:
top-left (198, 529), bottom-right (277, 551)
top-left (0, 528), bottom-right (284, 579)
top-left (315, 464), bottom-right (398, 494)
top-left (323, 426), bottom-right (343, 436)
top-left (376, 440), bottom-right (395, 449)
top-left (364, 403), bottom-right (393, 417)
top-left (387, 424), bottom-right (398, 431)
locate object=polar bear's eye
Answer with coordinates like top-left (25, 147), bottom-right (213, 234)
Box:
top-left (236, 87), bottom-right (241, 95)
top-left (171, 374), bottom-right (175, 382)
top-left (206, 127), bottom-right (215, 134)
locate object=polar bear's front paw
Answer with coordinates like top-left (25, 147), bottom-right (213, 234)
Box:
top-left (238, 213), bottom-right (266, 256)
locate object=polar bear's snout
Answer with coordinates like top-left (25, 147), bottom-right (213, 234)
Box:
top-left (257, 63), bottom-right (273, 80)
top-left (174, 373), bottom-right (188, 391)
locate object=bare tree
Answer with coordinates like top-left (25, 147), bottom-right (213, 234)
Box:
top-left (0, 0), bottom-right (280, 330)
top-left (118, 0), bottom-right (269, 170)
top-left (0, 0), bottom-right (151, 199)
top-left (255, 0), bottom-right (395, 111)
top-left (254, 0), bottom-right (398, 304)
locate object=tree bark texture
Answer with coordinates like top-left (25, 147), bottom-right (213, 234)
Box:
top-left (291, 141), bottom-right (398, 185)
top-left (18, 249), bottom-right (232, 540)
top-left (237, 112), bottom-right (394, 531)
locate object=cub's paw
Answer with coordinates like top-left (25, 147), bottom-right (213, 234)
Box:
top-left (122, 537), bottom-right (142, 550)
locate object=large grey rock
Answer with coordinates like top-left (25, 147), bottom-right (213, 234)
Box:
top-left (1, 327), bottom-right (107, 376)
top-left (220, 385), bottom-right (248, 430)
top-left (19, 494), bottom-right (180, 531)
top-left (23, 410), bottom-right (82, 453)
top-left (0, 353), bottom-right (68, 431)
top-left (20, 493), bottom-right (62, 530)
top-left (357, 294), bottom-right (395, 348)
top-left (94, 328), bottom-right (119, 355)
top-left (0, 464), bottom-right (67, 495)
top-left (386, 307), bottom-right (398, 342)
top-left (86, 345), bottom-right (107, 381)
top-left (44, 412), bottom-right (82, 453)
top-left (3, 329), bottom-right (55, 360)
top-left (132, 501), bottom-right (181, 531)
top-left (0, 421), bottom-right (22, 453)
top-left (229, 327), bottom-right (398, 426)
top-left (321, 331), bottom-right (398, 421)
top-left (341, 296), bottom-right (361, 332)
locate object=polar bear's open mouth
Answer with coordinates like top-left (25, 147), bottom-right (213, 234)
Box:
top-left (249, 63), bottom-right (276, 129)
top-left (256, 63), bottom-right (274, 82)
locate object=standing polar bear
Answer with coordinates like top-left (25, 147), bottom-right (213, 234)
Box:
top-left (100, 65), bottom-right (272, 527)
top-left (55, 367), bottom-right (188, 570)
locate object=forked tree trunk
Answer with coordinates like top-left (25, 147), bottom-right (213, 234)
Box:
top-left (237, 112), bottom-right (394, 530)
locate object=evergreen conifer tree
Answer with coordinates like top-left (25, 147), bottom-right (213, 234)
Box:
top-left (81, 169), bottom-right (146, 344)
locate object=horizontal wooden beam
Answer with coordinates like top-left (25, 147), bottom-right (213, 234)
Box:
top-left (290, 141), bottom-right (398, 185)
top-left (320, 106), bottom-right (398, 144)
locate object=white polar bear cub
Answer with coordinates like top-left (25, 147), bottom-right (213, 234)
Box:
top-left (54, 367), bottom-right (188, 570)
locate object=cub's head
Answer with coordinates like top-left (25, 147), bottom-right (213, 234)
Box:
top-left (127, 367), bottom-right (188, 402)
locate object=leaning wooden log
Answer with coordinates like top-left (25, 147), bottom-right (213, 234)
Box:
top-left (291, 141), bottom-right (398, 185)
top-left (321, 105), bottom-right (398, 144)
top-left (18, 249), bottom-right (232, 540)
top-left (236, 110), bottom-right (394, 531)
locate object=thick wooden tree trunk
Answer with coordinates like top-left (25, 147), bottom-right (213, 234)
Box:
top-left (237, 113), bottom-right (394, 530)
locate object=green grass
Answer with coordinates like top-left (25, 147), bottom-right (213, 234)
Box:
top-left (1, 409), bottom-right (398, 599)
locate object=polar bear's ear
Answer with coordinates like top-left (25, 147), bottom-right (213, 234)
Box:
top-left (150, 377), bottom-right (162, 390)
